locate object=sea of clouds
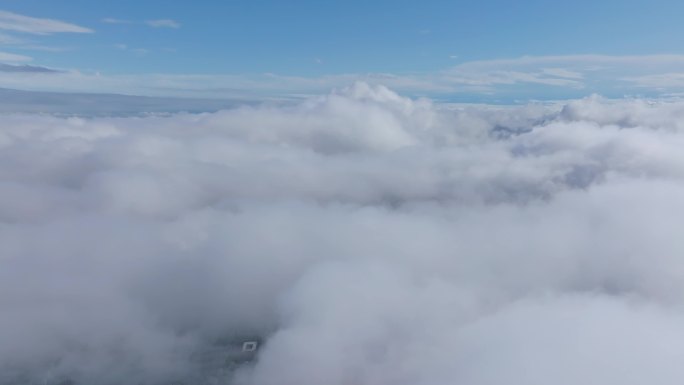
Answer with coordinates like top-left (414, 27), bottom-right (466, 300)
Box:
top-left (2, 83), bottom-right (684, 385)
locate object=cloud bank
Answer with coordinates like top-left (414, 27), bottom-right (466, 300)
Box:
top-left (3, 83), bottom-right (684, 384)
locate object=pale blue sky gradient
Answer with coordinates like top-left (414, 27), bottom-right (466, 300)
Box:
top-left (1, 0), bottom-right (684, 102)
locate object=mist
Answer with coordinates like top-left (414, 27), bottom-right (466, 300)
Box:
top-left (2, 83), bottom-right (684, 384)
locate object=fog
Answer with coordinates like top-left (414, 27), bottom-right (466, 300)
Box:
top-left (2, 83), bottom-right (684, 384)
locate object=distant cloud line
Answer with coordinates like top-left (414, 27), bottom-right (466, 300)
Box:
top-left (102, 17), bottom-right (181, 28)
top-left (2, 54), bottom-right (684, 101)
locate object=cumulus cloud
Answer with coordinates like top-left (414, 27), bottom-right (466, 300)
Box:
top-left (3, 83), bottom-right (684, 384)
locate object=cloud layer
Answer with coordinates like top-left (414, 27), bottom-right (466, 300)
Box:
top-left (3, 84), bottom-right (684, 384)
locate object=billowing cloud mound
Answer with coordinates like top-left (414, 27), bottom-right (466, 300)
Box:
top-left (3, 83), bottom-right (684, 384)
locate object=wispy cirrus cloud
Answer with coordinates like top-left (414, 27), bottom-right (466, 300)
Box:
top-left (103, 17), bottom-right (180, 29)
top-left (440, 54), bottom-right (684, 91)
top-left (0, 51), bottom-right (31, 62)
top-left (0, 31), bottom-right (24, 44)
top-left (145, 19), bottom-right (181, 29)
top-left (113, 43), bottom-right (149, 55)
top-left (3, 54), bottom-right (684, 102)
top-left (0, 10), bottom-right (86, 62)
top-left (101, 18), bottom-right (132, 25)
top-left (0, 63), bottom-right (59, 73)
top-left (0, 33), bottom-right (71, 53)
top-left (624, 73), bottom-right (684, 89)
top-left (0, 10), bottom-right (92, 35)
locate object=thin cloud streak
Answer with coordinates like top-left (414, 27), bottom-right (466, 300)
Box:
top-left (0, 63), bottom-right (59, 73)
top-left (0, 50), bottom-right (31, 62)
top-left (145, 19), bottom-right (181, 29)
top-left (104, 18), bottom-right (180, 29)
top-left (0, 10), bottom-right (93, 35)
top-left (3, 54), bottom-right (684, 101)
top-left (102, 18), bottom-right (132, 24)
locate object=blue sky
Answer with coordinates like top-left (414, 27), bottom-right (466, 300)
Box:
top-left (2, 0), bottom-right (684, 102)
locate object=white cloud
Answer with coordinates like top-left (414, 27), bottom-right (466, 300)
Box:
top-left (145, 19), bottom-right (180, 29)
top-left (0, 63), bottom-right (57, 73)
top-left (5, 54), bottom-right (684, 100)
top-left (3, 84), bottom-right (684, 384)
top-left (541, 67), bottom-right (584, 79)
top-left (624, 72), bottom-right (684, 89)
top-left (0, 29), bottom-right (71, 54)
top-left (101, 18), bottom-right (132, 24)
top-left (112, 44), bottom-right (149, 55)
top-left (0, 31), bottom-right (24, 44)
top-left (104, 18), bottom-right (180, 30)
top-left (439, 54), bottom-right (684, 92)
top-left (451, 54), bottom-right (684, 70)
top-left (0, 10), bottom-right (92, 35)
top-left (0, 50), bottom-right (31, 62)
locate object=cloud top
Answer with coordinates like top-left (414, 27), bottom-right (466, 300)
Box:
top-left (3, 84), bottom-right (684, 384)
